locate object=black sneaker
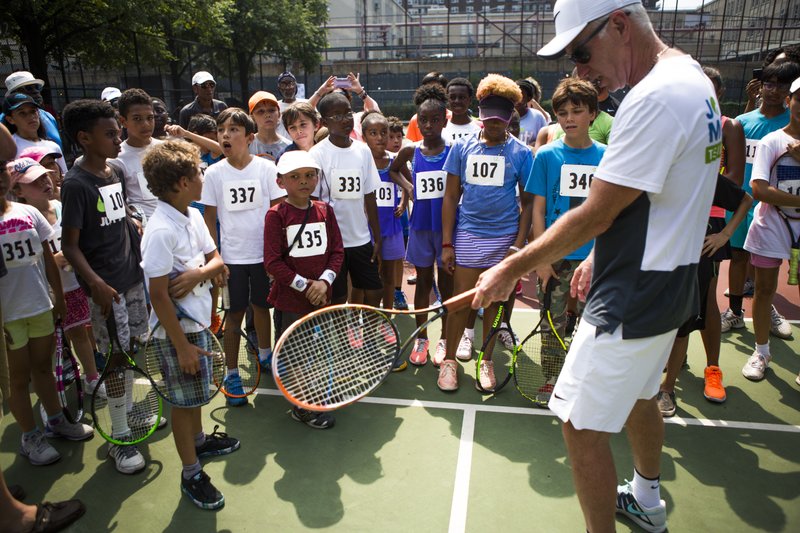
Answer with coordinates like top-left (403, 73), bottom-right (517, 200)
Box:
top-left (291, 407), bottom-right (335, 429)
top-left (196, 425), bottom-right (241, 459)
top-left (181, 470), bottom-right (224, 510)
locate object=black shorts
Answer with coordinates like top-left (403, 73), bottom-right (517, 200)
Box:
top-left (677, 255), bottom-right (718, 337)
top-left (331, 242), bottom-right (383, 300)
top-left (707, 217), bottom-right (731, 262)
top-left (274, 310), bottom-right (302, 341)
top-left (227, 263), bottom-right (271, 312)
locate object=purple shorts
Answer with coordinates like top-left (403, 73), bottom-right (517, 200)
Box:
top-left (454, 229), bottom-right (516, 269)
top-left (381, 231), bottom-right (406, 261)
top-left (750, 252), bottom-right (784, 269)
top-left (406, 230), bottom-right (443, 268)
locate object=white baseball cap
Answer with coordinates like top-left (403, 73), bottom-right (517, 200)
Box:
top-left (276, 151), bottom-right (321, 175)
top-left (538, 0), bottom-right (641, 59)
top-left (791, 77), bottom-right (800, 95)
top-left (4, 71), bottom-right (45, 96)
top-left (101, 87), bottom-right (122, 102)
top-left (192, 71), bottom-right (215, 86)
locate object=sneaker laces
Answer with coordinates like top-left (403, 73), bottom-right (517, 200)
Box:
top-left (457, 335), bottom-right (472, 353)
top-left (479, 361), bottom-right (495, 382)
top-left (116, 444), bottom-right (141, 460)
top-left (770, 306), bottom-right (786, 324)
top-left (205, 424), bottom-right (232, 444)
top-left (413, 338), bottom-right (428, 353)
top-left (440, 361), bottom-right (457, 379)
top-left (706, 367), bottom-right (723, 389)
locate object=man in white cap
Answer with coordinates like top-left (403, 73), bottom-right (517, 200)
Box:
top-left (100, 87), bottom-right (122, 108)
top-left (178, 71), bottom-right (227, 129)
top-left (2, 71), bottom-right (62, 148)
top-left (472, 1), bottom-right (722, 532)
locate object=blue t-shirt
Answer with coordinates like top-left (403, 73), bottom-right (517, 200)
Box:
top-left (526, 139), bottom-right (606, 260)
top-left (410, 144), bottom-right (451, 232)
top-left (377, 156), bottom-right (402, 238)
top-left (443, 134), bottom-right (532, 237)
top-left (737, 108), bottom-right (790, 197)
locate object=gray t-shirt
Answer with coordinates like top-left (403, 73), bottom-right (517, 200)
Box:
top-left (249, 135), bottom-right (291, 162)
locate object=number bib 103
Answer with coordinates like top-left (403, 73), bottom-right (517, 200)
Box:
top-left (332, 169), bottom-right (363, 200)
top-left (560, 164), bottom-right (596, 198)
top-left (466, 154), bottom-right (505, 187)
top-left (745, 139), bottom-right (759, 164)
top-left (286, 222), bottom-right (327, 258)
top-left (376, 183), bottom-right (396, 207)
top-left (0, 231), bottom-right (42, 268)
top-left (415, 171), bottom-right (445, 200)
top-left (98, 183), bottom-right (126, 223)
top-left (224, 179), bottom-right (263, 212)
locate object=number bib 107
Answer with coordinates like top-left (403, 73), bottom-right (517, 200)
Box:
top-left (224, 179), bottom-right (263, 212)
top-left (98, 183), bottom-right (126, 223)
top-left (560, 164), bottom-right (596, 198)
top-left (376, 183), bottom-right (396, 207)
top-left (415, 171), bottom-right (445, 200)
top-left (332, 169), bottom-right (363, 200)
top-left (745, 139), bottom-right (759, 164)
top-left (0, 230), bottom-right (42, 268)
top-left (466, 154), bottom-right (505, 187)
top-left (286, 222), bottom-right (327, 258)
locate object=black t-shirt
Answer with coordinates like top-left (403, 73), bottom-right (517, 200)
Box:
top-left (178, 98), bottom-right (228, 129)
top-left (60, 164), bottom-right (143, 294)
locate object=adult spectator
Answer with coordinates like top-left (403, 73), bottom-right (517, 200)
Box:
top-left (2, 71), bottom-right (62, 148)
top-left (100, 87), bottom-right (121, 108)
top-left (178, 71), bottom-right (227, 129)
top-left (276, 71), bottom-right (308, 138)
top-left (473, 1), bottom-right (721, 532)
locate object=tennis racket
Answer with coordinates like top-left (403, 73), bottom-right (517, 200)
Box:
top-left (474, 304), bottom-right (515, 394)
top-left (772, 151), bottom-right (800, 285)
top-left (272, 288), bottom-right (477, 411)
top-left (91, 316), bottom-right (163, 445)
top-left (55, 321), bottom-right (84, 424)
top-left (216, 286), bottom-right (261, 398)
top-left (143, 305), bottom-right (224, 407)
top-left (513, 278), bottom-right (567, 407)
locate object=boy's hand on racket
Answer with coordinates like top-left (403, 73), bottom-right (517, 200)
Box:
top-left (474, 262), bottom-right (517, 309)
top-left (535, 265), bottom-right (558, 289)
top-left (703, 231), bottom-right (729, 257)
top-left (176, 342), bottom-right (208, 375)
top-left (90, 280), bottom-right (120, 317)
top-left (306, 280), bottom-right (329, 307)
top-left (570, 258), bottom-right (593, 302)
top-left (169, 269), bottom-right (204, 299)
top-left (214, 265), bottom-right (230, 288)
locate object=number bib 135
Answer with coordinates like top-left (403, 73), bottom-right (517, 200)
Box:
top-left (560, 164), bottom-right (596, 198)
top-left (376, 183), bottom-right (396, 207)
top-left (0, 231), bottom-right (42, 268)
top-left (332, 169), bottom-right (363, 200)
top-left (415, 171), bottom-right (445, 200)
top-left (224, 179), bottom-right (263, 212)
top-left (98, 183), bottom-right (126, 223)
top-left (286, 222), bottom-right (327, 258)
top-left (466, 154), bottom-right (505, 187)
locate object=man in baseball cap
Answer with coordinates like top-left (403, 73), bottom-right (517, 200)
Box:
top-left (474, 2), bottom-right (721, 532)
top-left (1, 71), bottom-right (61, 148)
top-left (178, 71), bottom-right (227, 129)
top-left (101, 87), bottom-right (122, 107)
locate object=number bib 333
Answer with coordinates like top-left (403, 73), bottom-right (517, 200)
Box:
top-left (560, 164), bottom-right (596, 198)
top-left (332, 169), bottom-right (363, 200)
top-left (286, 222), bottom-right (327, 258)
top-left (466, 155), bottom-right (505, 187)
top-left (98, 183), bottom-right (126, 223)
top-left (224, 179), bottom-right (263, 212)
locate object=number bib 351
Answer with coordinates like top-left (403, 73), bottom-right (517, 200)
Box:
top-left (560, 164), bottom-right (596, 198)
top-left (286, 222), bottom-right (327, 258)
top-left (224, 179), bottom-right (263, 212)
top-left (466, 154), bottom-right (505, 187)
top-left (332, 169), bottom-right (363, 200)
top-left (0, 230), bottom-right (42, 268)
top-left (415, 170), bottom-right (446, 200)
top-left (98, 183), bottom-right (126, 223)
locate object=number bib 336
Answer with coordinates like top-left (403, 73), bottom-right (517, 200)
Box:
top-left (286, 222), bottom-right (327, 258)
top-left (98, 183), bottom-right (126, 223)
top-left (332, 169), bottom-right (363, 200)
top-left (560, 164), bottom-right (595, 198)
top-left (466, 155), bottom-right (505, 187)
top-left (224, 179), bottom-right (263, 212)
top-left (415, 171), bottom-right (445, 200)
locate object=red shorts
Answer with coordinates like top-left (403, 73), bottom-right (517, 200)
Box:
top-left (64, 287), bottom-right (91, 331)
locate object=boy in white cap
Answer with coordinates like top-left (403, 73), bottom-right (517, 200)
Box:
top-left (179, 71), bottom-right (228, 129)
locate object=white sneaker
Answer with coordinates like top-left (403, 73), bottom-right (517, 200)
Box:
top-left (128, 411), bottom-right (167, 430)
top-left (720, 308), bottom-right (745, 333)
top-left (616, 481), bottom-right (667, 533)
top-left (497, 328), bottom-right (519, 350)
top-left (44, 418), bottom-right (94, 441)
top-left (83, 376), bottom-right (107, 399)
top-left (456, 334), bottom-right (473, 361)
top-left (109, 444), bottom-right (146, 474)
top-left (432, 339), bottom-right (447, 367)
top-left (769, 306), bottom-right (792, 339)
top-left (742, 351), bottom-right (770, 381)
top-left (20, 429), bottom-right (61, 465)
top-left (476, 360), bottom-right (496, 391)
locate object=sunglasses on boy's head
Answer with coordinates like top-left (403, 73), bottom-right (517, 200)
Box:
top-left (567, 17), bottom-right (610, 65)
top-left (16, 84), bottom-right (42, 95)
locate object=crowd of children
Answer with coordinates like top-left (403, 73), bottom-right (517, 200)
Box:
top-left (1, 54), bottom-right (800, 525)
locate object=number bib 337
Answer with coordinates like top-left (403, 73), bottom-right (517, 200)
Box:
top-left (560, 164), bottom-right (596, 198)
top-left (466, 154), bottom-right (505, 187)
top-left (98, 183), bottom-right (126, 223)
top-left (332, 169), bottom-right (363, 200)
top-left (415, 170), bottom-right (446, 200)
top-left (224, 179), bottom-right (263, 212)
top-left (286, 222), bottom-right (327, 258)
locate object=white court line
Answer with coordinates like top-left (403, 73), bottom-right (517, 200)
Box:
top-left (448, 408), bottom-right (475, 533)
top-left (253, 387), bottom-right (800, 433)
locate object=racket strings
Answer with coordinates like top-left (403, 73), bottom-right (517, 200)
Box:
top-left (94, 368), bottom-right (161, 443)
top-left (515, 328), bottom-right (567, 404)
top-left (275, 308), bottom-right (398, 408)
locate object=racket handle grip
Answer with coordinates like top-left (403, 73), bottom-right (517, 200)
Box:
top-left (221, 286), bottom-right (231, 310)
top-left (789, 249), bottom-right (799, 285)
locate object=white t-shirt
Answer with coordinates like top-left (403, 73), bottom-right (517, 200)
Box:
top-left (442, 120), bottom-right (481, 143)
top-left (0, 202), bottom-right (56, 323)
top-left (13, 134), bottom-right (67, 175)
top-left (310, 138), bottom-right (380, 248)
top-left (278, 98), bottom-right (309, 139)
top-left (47, 200), bottom-right (80, 292)
top-left (745, 129), bottom-right (800, 259)
top-left (141, 201), bottom-right (217, 335)
top-left (200, 156), bottom-right (282, 264)
top-left (111, 138), bottom-right (164, 218)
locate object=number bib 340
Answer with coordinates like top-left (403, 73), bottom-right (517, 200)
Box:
top-left (286, 222), bottom-right (327, 258)
top-left (98, 183), bottom-right (126, 223)
top-left (332, 169), bottom-right (363, 200)
top-left (224, 180), bottom-right (263, 212)
top-left (560, 164), bottom-right (595, 198)
top-left (466, 155), bottom-right (505, 187)
top-left (415, 170), bottom-right (445, 200)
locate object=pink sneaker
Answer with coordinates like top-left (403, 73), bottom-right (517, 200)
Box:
top-left (476, 360), bottom-right (496, 391)
top-left (432, 339), bottom-right (447, 367)
top-left (437, 360), bottom-right (459, 391)
top-left (409, 338), bottom-right (430, 366)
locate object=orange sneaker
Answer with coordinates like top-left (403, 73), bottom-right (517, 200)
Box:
top-left (703, 365), bottom-right (726, 403)
top-left (210, 313), bottom-right (222, 336)
top-left (409, 338), bottom-right (430, 366)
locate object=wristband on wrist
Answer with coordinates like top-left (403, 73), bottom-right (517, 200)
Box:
top-left (509, 245), bottom-right (521, 253)
top-left (442, 243), bottom-right (454, 249)
top-left (358, 90), bottom-right (367, 99)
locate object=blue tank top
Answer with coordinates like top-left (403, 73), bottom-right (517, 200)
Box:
top-left (377, 157), bottom-right (402, 238)
top-left (411, 144), bottom-right (451, 232)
